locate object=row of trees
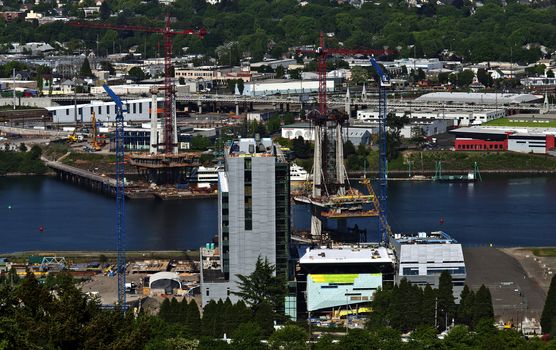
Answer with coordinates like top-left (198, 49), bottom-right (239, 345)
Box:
top-left (0, 144), bottom-right (47, 175)
top-left (369, 272), bottom-right (494, 333)
top-left (2, 0), bottom-right (555, 63)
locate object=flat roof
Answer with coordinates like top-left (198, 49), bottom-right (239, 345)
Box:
top-left (450, 127), bottom-right (511, 135)
top-left (392, 231), bottom-right (458, 244)
top-left (415, 92), bottom-right (542, 104)
top-left (399, 244), bottom-right (464, 264)
top-left (299, 246), bottom-right (393, 264)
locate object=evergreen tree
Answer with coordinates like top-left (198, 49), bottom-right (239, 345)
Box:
top-left (186, 299), bottom-right (201, 335)
top-left (472, 285), bottom-right (494, 327)
top-left (178, 298), bottom-right (189, 324)
top-left (215, 299), bottom-right (225, 337)
top-left (437, 271), bottom-right (455, 331)
top-left (169, 297), bottom-right (180, 323)
top-left (202, 300), bottom-right (219, 337)
top-left (80, 58), bottom-right (92, 78)
top-left (456, 285), bottom-right (475, 327)
top-left (234, 300), bottom-right (252, 328)
top-left (254, 301), bottom-right (275, 337)
top-left (234, 256), bottom-right (287, 313)
top-left (222, 298), bottom-right (234, 337)
top-left (158, 298), bottom-right (172, 323)
top-left (421, 284), bottom-right (437, 327)
top-left (542, 275), bottom-right (556, 334)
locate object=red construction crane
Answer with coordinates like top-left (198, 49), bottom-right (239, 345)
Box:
top-left (296, 32), bottom-right (395, 115)
top-left (68, 16), bottom-right (206, 153)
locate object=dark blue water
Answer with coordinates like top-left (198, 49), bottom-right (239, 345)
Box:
top-left (1, 175), bottom-right (555, 252)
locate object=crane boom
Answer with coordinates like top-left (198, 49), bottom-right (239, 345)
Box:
top-left (295, 32), bottom-right (394, 115)
top-left (68, 17), bottom-right (205, 154)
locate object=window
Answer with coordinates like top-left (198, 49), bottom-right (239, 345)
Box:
top-left (139, 103), bottom-right (142, 114)
top-left (133, 103), bottom-right (136, 114)
top-left (206, 288), bottom-right (209, 296)
top-left (98, 106), bottom-right (101, 114)
top-left (403, 267), bottom-right (419, 276)
top-left (106, 105), bottom-right (110, 114)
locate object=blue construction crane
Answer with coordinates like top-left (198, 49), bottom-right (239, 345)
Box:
top-left (369, 58), bottom-right (391, 244)
top-left (103, 83), bottom-right (127, 310)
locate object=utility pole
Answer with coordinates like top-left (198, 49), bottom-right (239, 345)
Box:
top-left (12, 68), bottom-right (16, 110)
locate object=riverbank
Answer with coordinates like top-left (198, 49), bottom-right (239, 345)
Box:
top-left (0, 250), bottom-right (200, 263)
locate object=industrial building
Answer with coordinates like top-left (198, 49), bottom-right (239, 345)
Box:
top-left (200, 137), bottom-right (290, 306)
top-left (356, 108), bottom-right (505, 126)
top-left (391, 231), bottom-right (466, 301)
top-left (46, 97), bottom-right (163, 124)
top-left (296, 244), bottom-right (395, 319)
top-left (242, 79), bottom-right (334, 96)
top-left (415, 92), bottom-right (542, 105)
top-left (451, 127), bottom-right (556, 154)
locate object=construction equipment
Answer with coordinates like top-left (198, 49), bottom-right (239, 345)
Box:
top-left (90, 111), bottom-right (102, 151)
top-left (296, 32), bottom-right (394, 115)
top-left (68, 16), bottom-right (206, 154)
top-left (102, 83), bottom-right (127, 311)
top-left (369, 57), bottom-right (391, 244)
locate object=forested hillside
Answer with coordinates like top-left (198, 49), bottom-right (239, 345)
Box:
top-left (2, 0), bottom-right (556, 63)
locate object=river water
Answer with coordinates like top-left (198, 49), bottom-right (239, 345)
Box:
top-left (1, 175), bottom-right (555, 253)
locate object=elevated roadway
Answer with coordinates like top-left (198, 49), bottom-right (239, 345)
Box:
top-left (49, 93), bottom-right (547, 113)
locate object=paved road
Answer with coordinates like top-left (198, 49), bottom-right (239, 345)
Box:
top-left (464, 247), bottom-right (546, 321)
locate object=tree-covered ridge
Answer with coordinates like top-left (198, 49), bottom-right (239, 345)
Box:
top-left (3, 0), bottom-right (556, 63)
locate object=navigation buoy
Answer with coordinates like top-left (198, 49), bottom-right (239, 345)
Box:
top-left (38, 225), bottom-right (45, 232)
top-left (439, 217), bottom-right (445, 225)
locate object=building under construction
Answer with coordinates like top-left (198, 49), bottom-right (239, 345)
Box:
top-left (293, 109), bottom-right (379, 243)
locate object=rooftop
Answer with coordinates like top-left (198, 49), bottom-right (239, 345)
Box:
top-left (226, 137), bottom-right (276, 157)
top-left (392, 231), bottom-right (458, 245)
top-left (299, 245), bottom-right (393, 265)
top-left (415, 92), bottom-right (542, 105)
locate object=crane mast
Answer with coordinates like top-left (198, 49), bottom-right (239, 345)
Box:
top-left (102, 83), bottom-right (127, 310)
top-left (370, 57), bottom-right (392, 244)
top-left (68, 16), bottom-right (206, 154)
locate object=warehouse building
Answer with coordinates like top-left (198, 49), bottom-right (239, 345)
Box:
top-left (391, 231), bottom-right (466, 302)
top-left (47, 98), bottom-right (163, 124)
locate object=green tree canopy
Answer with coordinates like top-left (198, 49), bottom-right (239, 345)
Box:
top-left (234, 256), bottom-right (287, 314)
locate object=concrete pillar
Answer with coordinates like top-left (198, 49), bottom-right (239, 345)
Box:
top-left (172, 95), bottom-right (178, 154)
top-left (235, 102), bottom-right (239, 115)
top-left (150, 92), bottom-right (158, 154)
top-left (198, 101), bottom-right (202, 114)
top-left (312, 125), bottom-right (322, 198)
top-left (336, 122), bottom-right (345, 195)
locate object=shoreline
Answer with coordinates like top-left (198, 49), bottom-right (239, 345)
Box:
top-left (4, 169), bottom-right (556, 178)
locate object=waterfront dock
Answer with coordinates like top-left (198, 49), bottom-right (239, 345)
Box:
top-left (46, 160), bottom-right (118, 195)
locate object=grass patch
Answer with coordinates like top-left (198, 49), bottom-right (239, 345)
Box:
top-left (369, 150), bottom-right (556, 172)
top-left (532, 248), bottom-right (556, 257)
top-left (483, 117), bottom-right (556, 128)
top-left (63, 152), bottom-right (116, 165)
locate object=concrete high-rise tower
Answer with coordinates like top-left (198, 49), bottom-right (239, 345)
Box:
top-left (200, 137), bottom-right (290, 305)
